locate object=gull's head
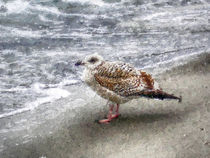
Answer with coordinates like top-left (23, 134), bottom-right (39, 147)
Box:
top-left (75, 53), bottom-right (104, 69)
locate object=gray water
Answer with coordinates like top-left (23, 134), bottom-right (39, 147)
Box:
top-left (0, 0), bottom-right (210, 153)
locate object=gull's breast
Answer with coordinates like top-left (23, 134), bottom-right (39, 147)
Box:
top-left (83, 69), bottom-right (129, 104)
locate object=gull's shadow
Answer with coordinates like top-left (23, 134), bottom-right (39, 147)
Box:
top-left (115, 112), bottom-right (177, 123)
top-left (94, 111), bottom-right (178, 125)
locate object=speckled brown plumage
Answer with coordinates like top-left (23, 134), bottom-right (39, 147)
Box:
top-left (139, 71), bottom-right (154, 89)
top-left (94, 61), bottom-right (155, 97)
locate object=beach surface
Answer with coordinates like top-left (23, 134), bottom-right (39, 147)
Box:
top-left (1, 53), bottom-right (210, 158)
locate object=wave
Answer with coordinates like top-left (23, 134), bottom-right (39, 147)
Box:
top-left (142, 48), bottom-right (209, 74)
top-left (0, 0), bottom-right (108, 16)
top-left (2, 0), bottom-right (29, 14)
top-left (62, 0), bottom-right (107, 7)
top-left (0, 81), bottom-right (78, 119)
top-left (29, 4), bottom-right (63, 15)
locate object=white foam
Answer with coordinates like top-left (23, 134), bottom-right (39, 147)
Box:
top-left (70, 32), bottom-right (92, 39)
top-left (58, 79), bottom-right (79, 86)
top-left (62, 0), bottom-right (106, 7)
top-left (51, 32), bottom-right (92, 39)
top-left (0, 87), bottom-right (28, 93)
top-left (30, 4), bottom-right (62, 15)
top-left (142, 12), bottom-right (168, 21)
top-left (38, 15), bottom-right (63, 25)
top-left (38, 15), bottom-right (54, 22)
top-left (0, 83), bottom-right (71, 119)
top-left (0, 26), bottom-right (42, 38)
top-left (5, 0), bottom-right (29, 14)
top-left (11, 28), bottom-right (42, 38)
top-left (142, 49), bottom-right (206, 74)
top-left (32, 83), bottom-right (70, 98)
top-left (1, 0), bottom-right (66, 16)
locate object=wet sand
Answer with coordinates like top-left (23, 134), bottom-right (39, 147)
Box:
top-left (1, 54), bottom-right (210, 158)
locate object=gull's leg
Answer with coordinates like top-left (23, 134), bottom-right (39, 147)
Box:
top-left (98, 104), bottom-right (114, 124)
top-left (116, 104), bottom-right (120, 114)
top-left (111, 104), bottom-right (120, 119)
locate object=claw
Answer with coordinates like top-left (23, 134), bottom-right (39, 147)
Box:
top-left (98, 119), bottom-right (111, 124)
top-left (111, 113), bottom-right (120, 119)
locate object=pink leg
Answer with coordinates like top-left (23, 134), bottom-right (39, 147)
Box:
top-left (116, 104), bottom-right (120, 114)
top-left (98, 104), bottom-right (121, 124)
top-left (98, 104), bottom-right (114, 124)
top-left (111, 104), bottom-right (120, 119)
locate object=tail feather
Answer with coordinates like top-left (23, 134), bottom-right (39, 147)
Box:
top-left (141, 89), bottom-right (182, 102)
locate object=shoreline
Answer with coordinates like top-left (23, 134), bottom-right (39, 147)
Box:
top-left (1, 53), bottom-right (210, 158)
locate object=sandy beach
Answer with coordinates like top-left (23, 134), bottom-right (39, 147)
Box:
top-left (1, 53), bottom-right (210, 158)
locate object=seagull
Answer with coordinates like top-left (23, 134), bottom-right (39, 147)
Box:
top-left (75, 54), bottom-right (182, 124)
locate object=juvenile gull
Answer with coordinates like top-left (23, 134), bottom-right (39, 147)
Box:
top-left (75, 54), bottom-right (181, 124)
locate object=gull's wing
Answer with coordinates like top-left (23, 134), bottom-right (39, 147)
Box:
top-left (95, 61), bottom-right (137, 78)
top-left (94, 62), bottom-right (155, 97)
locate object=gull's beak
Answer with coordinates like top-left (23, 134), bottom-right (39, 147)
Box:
top-left (75, 60), bottom-right (85, 66)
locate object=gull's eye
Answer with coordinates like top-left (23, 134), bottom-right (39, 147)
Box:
top-left (88, 57), bottom-right (98, 63)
